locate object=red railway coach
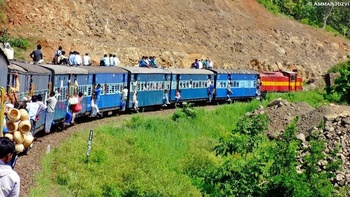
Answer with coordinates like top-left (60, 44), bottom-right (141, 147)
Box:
top-left (259, 70), bottom-right (303, 93)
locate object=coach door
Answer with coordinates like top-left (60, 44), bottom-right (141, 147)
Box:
top-left (289, 74), bottom-right (296, 92)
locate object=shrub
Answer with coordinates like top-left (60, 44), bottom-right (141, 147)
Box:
top-left (172, 103), bottom-right (197, 121)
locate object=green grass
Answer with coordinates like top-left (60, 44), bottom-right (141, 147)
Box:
top-left (29, 91), bottom-right (326, 196)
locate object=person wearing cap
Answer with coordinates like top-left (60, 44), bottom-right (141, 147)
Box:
top-left (0, 137), bottom-right (20, 197)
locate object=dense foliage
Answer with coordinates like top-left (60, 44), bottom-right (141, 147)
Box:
top-left (325, 60), bottom-right (350, 103)
top-left (257, 0), bottom-right (350, 38)
top-left (201, 115), bottom-right (339, 197)
top-left (0, 30), bottom-right (30, 50)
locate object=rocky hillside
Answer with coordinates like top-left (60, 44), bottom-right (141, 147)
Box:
top-left (254, 99), bottom-right (350, 188)
top-left (2, 0), bottom-right (350, 82)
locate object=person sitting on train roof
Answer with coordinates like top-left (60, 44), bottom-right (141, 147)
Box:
top-left (198, 59), bottom-right (203, 69)
top-left (52, 46), bottom-right (63, 64)
top-left (149, 56), bottom-right (159, 68)
top-left (139, 56), bottom-right (150, 68)
top-left (30, 44), bottom-right (44, 64)
top-left (57, 51), bottom-right (68, 65)
top-left (68, 51), bottom-right (76, 66)
top-left (113, 55), bottom-right (120, 66)
top-left (83, 53), bottom-right (92, 66)
top-left (100, 54), bottom-right (110, 66)
top-left (207, 59), bottom-right (213, 69)
top-left (190, 59), bottom-right (199, 69)
top-left (109, 54), bottom-right (115, 66)
top-left (75, 51), bottom-right (82, 66)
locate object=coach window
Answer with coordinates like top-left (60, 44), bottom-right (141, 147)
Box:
top-left (137, 83), bottom-right (140, 91)
top-left (140, 82), bottom-right (144, 91)
top-left (291, 75), bottom-right (295, 81)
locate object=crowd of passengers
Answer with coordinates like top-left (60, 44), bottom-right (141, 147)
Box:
top-left (30, 45), bottom-right (214, 69)
top-left (190, 58), bottom-right (213, 69)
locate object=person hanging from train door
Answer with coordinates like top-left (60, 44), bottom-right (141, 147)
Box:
top-left (256, 76), bottom-right (262, 100)
top-left (121, 86), bottom-right (128, 111)
top-left (45, 91), bottom-right (57, 134)
top-left (6, 72), bottom-right (20, 108)
top-left (90, 84), bottom-right (101, 117)
top-left (207, 80), bottom-right (215, 102)
top-left (69, 92), bottom-right (83, 125)
top-left (162, 89), bottom-right (170, 107)
top-left (132, 90), bottom-right (139, 111)
top-left (226, 82), bottom-right (233, 101)
top-left (175, 89), bottom-right (181, 106)
top-left (26, 96), bottom-right (40, 136)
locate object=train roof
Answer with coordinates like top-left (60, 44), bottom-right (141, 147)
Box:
top-left (81, 66), bottom-right (128, 74)
top-left (121, 66), bottom-right (171, 74)
top-left (209, 68), bottom-right (259, 74)
top-left (39, 64), bottom-right (89, 75)
top-left (165, 68), bottom-right (214, 74)
top-left (9, 61), bottom-right (52, 75)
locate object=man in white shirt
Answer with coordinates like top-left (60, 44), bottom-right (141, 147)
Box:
top-left (0, 137), bottom-right (20, 197)
top-left (83, 53), bottom-right (92, 66)
top-left (113, 55), bottom-right (120, 66)
top-left (198, 59), bottom-right (203, 69)
top-left (75, 52), bottom-right (82, 66)
top-left (109, 54), bottom-right (115, 66)
top-left (45, 91), bottom-right (57, 133)
top-left (121, 86), bottom-right (128, 111)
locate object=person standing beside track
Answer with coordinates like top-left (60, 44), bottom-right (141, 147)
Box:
top-left (0, 137), bottom-right (20, 197)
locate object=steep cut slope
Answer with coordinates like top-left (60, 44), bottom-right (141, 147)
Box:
top-left (3, 0), bottom-right (350, 81)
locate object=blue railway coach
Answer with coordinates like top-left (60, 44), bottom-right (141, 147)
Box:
top-left (9, 61), bottom-right (52, 130)
top-left (82, 66), bottom-right (128, 113)
top-left (40, 64), bottom-right (89, 121)
top-left (121, 67), bottom-right (171, 109)
top-left (166, 68), bottom-right (214, 102)
top-left (210, 69), bottom-right (259, 101)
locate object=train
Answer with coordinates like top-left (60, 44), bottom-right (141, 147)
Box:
top-left (0, 48), bottom-right (303, 134)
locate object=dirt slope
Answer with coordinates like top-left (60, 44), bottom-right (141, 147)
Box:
top-left (2, 0), bottom-right (350, 81)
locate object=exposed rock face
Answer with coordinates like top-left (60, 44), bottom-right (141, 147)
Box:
top-left (2, 0), bottom-right (350, 82)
